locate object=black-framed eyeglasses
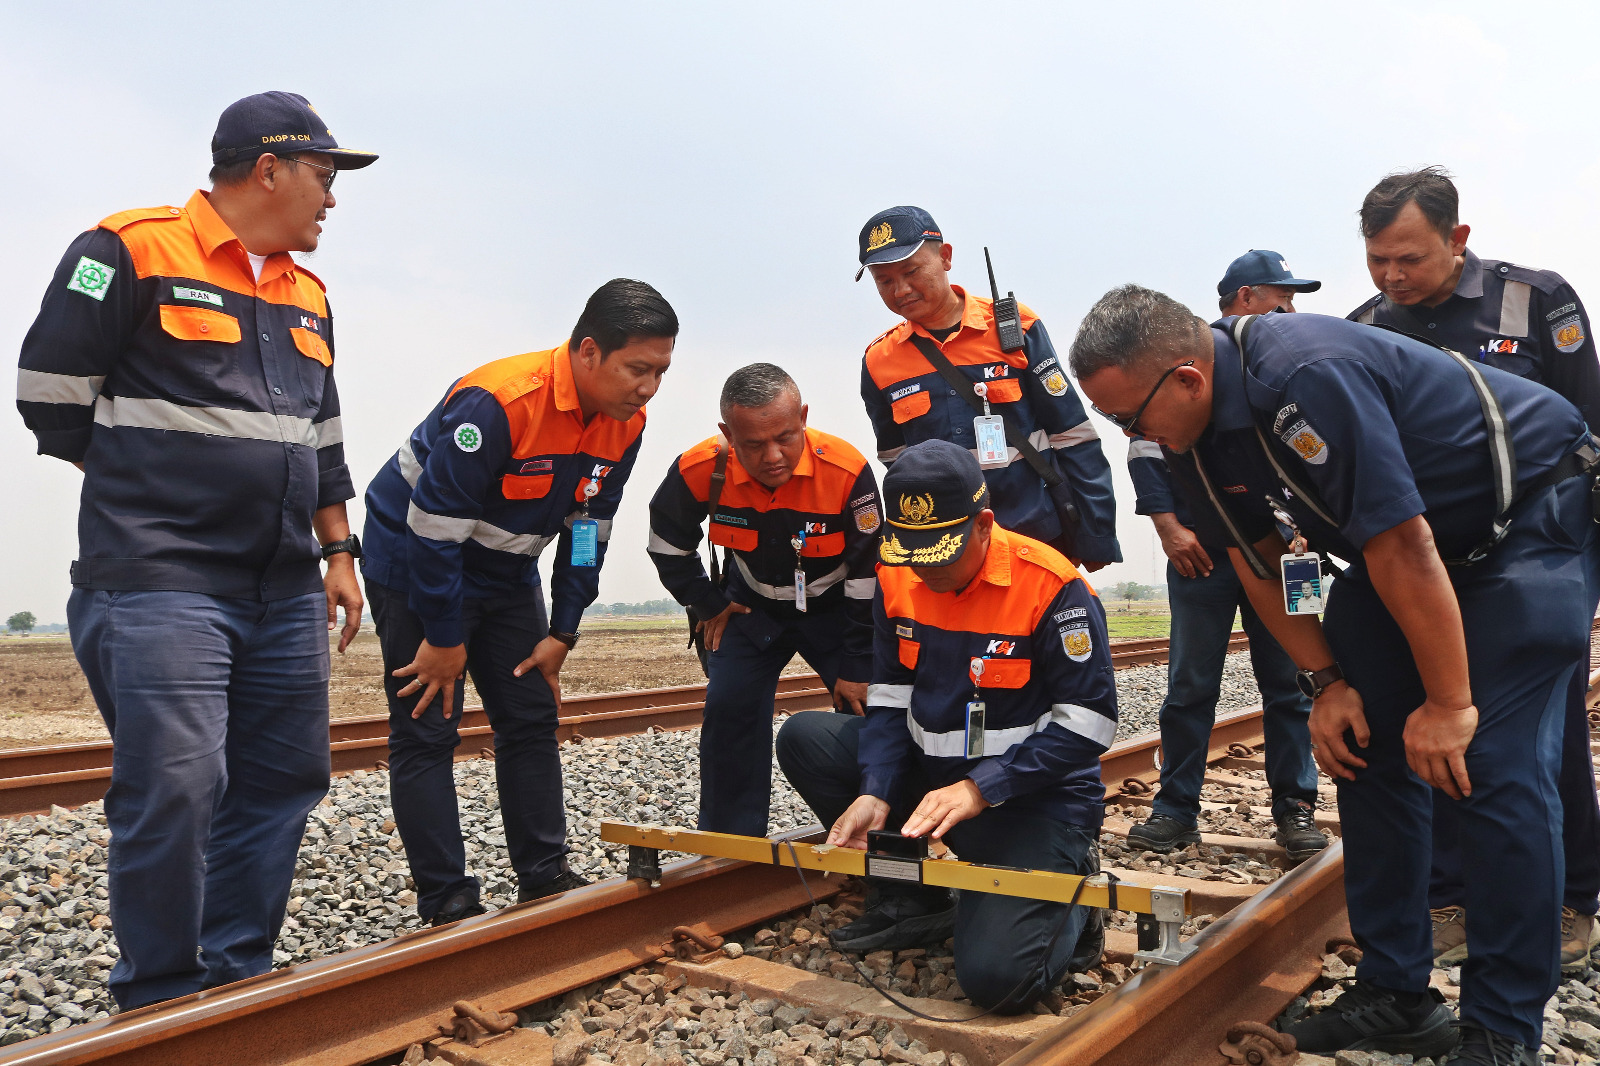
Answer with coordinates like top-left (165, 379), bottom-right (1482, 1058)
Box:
top-left (289, 156), bottom-right (337, 192)
top-left (1091, 360), bottom-right (1195, 434)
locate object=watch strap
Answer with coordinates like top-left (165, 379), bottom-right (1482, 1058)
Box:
top-left (550, 630), bottom-right (580, 649)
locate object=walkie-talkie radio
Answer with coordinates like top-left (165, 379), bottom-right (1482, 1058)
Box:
top-left (985, 247), bottom-right (1025, 353)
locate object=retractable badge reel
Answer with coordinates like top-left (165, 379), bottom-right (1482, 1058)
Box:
top-left (972, 383), bottom-right (1009, 469)
top-left (791, 531), bottom-right (807, 612)
top-left (965, 658), bottom-right (987, 758)
top-left (1268, 497), bottom-right (1323, 615)
top-left (571, 481), bottom-right (601, 567)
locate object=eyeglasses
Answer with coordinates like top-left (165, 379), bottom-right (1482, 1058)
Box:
top-left (288, 156), bottom-right (337, 192)
top-left (1091, 360), bottom-right (1195, 434)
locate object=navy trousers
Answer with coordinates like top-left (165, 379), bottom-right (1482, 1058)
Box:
top-left (69, 588), bottom-right (331, 1010)
top-left (774, 711), bottom-right (1095, 1014)
top-left (368, 582), bottom-right (568, 922)
top-left (1324, 478), bottom-right (1598, 1046)
top-left (699, 603), bottom-right (847, 836)
top-left (1150, 559), bottom-right (1317, 824)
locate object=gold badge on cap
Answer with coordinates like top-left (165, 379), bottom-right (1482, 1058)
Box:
top-left (866, 222), bottom-right (895, 252)
top-left (898, 493), bottom-right (937, 526)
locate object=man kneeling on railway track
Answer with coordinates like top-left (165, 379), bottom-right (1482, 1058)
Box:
top-left (773, 440), bottom-right (1117, 1013)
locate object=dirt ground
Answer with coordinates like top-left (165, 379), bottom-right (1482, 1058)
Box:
top-left (0, 618), bottom-right (810, 750)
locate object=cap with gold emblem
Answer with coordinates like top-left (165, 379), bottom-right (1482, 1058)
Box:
top-left (878, 440), bottom-right (989, 567)
top-left (856, 206), bottom-right (942, 282)
top-left (211, 91), bottom-right (378, 170)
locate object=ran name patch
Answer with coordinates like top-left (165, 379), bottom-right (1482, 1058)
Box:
top-left (67, 256), bottom-right (115, 301)
top-left (172, 285), bottom-right (223, 307)
top-left (1552, 314), bottom-right (1587, 354)
top-left (453, 423), bottom-right (483, 452)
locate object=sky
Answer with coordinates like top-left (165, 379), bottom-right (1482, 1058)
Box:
top-left (4, 1), bottom-right (1600, 624)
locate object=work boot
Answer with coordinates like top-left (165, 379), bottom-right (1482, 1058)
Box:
top-left (1283, 981), bottom-right (1458, 1058)
top-left (832, 887), bottom-right (957, 953)
top-left (430, 889), bottom-right (488, 928)
top-left (1438, 1022), bottom-right (1537, 1065)
top-left (1125, 813), bottom-right (1200, 854)
top-left (1273, 801), bottom-right (1328, 863)
top-left (1432, 905), bottom-right (1469, 966)
top-left (518, 868), bottom-right (593, 905)
top-left (1560, 906), bottom-right (1599, 975)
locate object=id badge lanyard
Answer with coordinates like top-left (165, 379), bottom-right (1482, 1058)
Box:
top-left (972, 383), bottom-right (1009, 469)
top-left (1267, 496), bottom-right (1324, 615)
top-left (791, 531), bottom-right (807, 612)
top-left (965, 658), bottom-right (987, 759)
top-left (570, 481), bottom-right (601, 567)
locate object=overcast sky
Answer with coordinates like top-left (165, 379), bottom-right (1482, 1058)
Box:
top-left (5, 2), bottom-right (1599, 624)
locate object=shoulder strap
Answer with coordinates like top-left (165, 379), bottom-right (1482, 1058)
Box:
top-left (1186, 448), bottom-right (1275, 580)
top-left (907, 333), bottom-right (1063, 487)
top-left (706, 437), bottom-right (730, 588)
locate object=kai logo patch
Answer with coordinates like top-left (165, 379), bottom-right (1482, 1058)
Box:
top-left (173, 285), bottom-right (223, 307)
top-left (897, 493), bottom-right (937, 526)
top-left (854, 506), bottom-right (881, 534)
top-left (985, 639), bottom-right (1016, 656)
top-left (1553, 314), bottom-right (1587, 354)
top-left (453, 423), bottom-right (483, 453)
top-left (591, 464), bottom-right (613, 478)
top-left (805, 521), bottom-right (828, 535)
top-left (1481, 338), bottom-right (1519, 356)
top-left (1279, 419), bottom-right (1329, 465)
top-left (67, 256), bottom-right (115, 301)
top-left (298, 314), bottom-right (320, 331)
top-left (981, 365), bottom-right (1010, 380)
top-left (865, 221), bottom-right (895, 252)
top-left (1060, 625), bottom-right (1092, 662)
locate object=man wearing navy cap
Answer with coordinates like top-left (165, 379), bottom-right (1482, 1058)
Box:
top-left (1349, 167), bottom-right (1600, 974)
top-left (774, 439), bottom-right (1117, 1011)
top-left (1072, 285), bottom-right (1600, 1064)
top-left (1121, 251), bottom-right (1325, 862)
top-left (16, 91), bottom-right (375, 1008)
top-left (856, 207), bottom-right (1121, 570)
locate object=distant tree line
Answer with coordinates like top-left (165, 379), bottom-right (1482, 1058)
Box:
top-left (1105, 582), bottom-right (1166, 602)
top-left (7, 612), bottom-right (37, 634)
top-left (583, 599), bottom-right (681, 617)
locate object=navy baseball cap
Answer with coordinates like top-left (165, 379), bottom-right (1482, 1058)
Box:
top-left (879, 440), bottom-right (990, 567)
top-left (856, 206), bottom-right (943, 281)
top-left (1216, 250), bottom-right (1320, 297)
top-left (211, 91), bottom-right (378, 170)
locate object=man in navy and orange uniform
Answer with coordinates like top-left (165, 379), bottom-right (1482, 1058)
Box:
top-left (856, 206), bottom-right (1120, 568)
top-left (1349, 167), bottom-right (1600, 973)
top-left (16, 91), bottom-right (374, 1009)
top-left (775, 440), bottom-right (1117, 1011)
top-left (361, 279), bottom-right (677, 926)
top-left (647, 363), bottom-right (881, 836)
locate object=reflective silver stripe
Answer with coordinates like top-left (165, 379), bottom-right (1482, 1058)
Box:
top-left (405, 501), bottom-right (476, 543)
top-left (1356, 306), bottom-right (1377, 325)
top-left (94, 395), bottom-right (316, 446)
top-left (17, 369), bottom-right (105, 406)
top-left (1128, 439), bottom-right (1163, 460)
top-left (844, 577), bottom-right (876, 600)
top-left (906, 703), bottom-right (1112, 759)
top-left (1050, 420), bottom-right (1099, 448)
top-left (879, 445), bottom-right (906, 463)
top-left (313, 416), bottom-right (343, 449)
top-left (397, 440), bottom-right (422, 486)
top-left (868, 684), bottom-right (912, 709)
top-left (647, 531), bottom-right (695, 556)
top-left (734, 555), bottom-right (847, 600)
top-left (565, 513), bottom-right (613, 541)
top-left (472, 521), bottom-right (554, 556)
top-left (1499, 280), bottom-right (1531, 337)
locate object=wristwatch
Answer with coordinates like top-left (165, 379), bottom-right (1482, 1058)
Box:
top-left (549, 630), bottom-right (580, 649)
top-left (1295, 663), bottom-right (1344, 700)
top-left (321, 534), bottom-right (362, 560)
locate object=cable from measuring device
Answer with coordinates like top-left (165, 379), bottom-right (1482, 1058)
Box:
top-left (779, 839), bottom-right (1110, 1021)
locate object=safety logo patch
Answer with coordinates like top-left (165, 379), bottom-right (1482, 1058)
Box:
top-left (854, 507), bottom-right (880, 534)
top-left (1553, 314), bottom-right (1587, 354)
top-left (453, 423), bottom-right (483, 452)
top-left (1060, 625), bottom-right (1092, 662)
top-left (173, 285), bottom-right (223, 307)
top-left (1041, 370), bottom-right (1069, 397)
top-left (67, 256), bottom-right (115, 301)
top-left (1280, 419), bottom-right (1328, 465)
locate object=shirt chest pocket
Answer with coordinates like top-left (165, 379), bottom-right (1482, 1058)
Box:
top-left (160, 304), bottom-right (242, 343)
top-left (977, 659), bottom-right (1032, 689)
top-left (799, 532), bottom-right (845, 557)
top-left (501, 473), bottom-right (555, 500)
top-left (709, 523), bottom-right (758, 551)
top-left (982, 378), bottom-right (1023, 404)
top-left (890, 389), bottom-right (932, 424)
top-left (292, 327), bottom-right (332, 367)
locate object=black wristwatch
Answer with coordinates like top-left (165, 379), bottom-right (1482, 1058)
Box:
top-left (321, 534), bottom-right (362, 561)
top-left (1296, 663), bottom-right (1344, 699)
top-left (549, 630), bottom-right (580, 649)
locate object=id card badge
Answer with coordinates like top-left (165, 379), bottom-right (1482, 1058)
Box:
top-left (1281, 552), bottom-right (1324, 615)
top-left (570, 518), bottom-right (599, 567)
top-left (974, 416), bottom-right (1009, 468)
top-left (965, 701), bottom-right (986, 759)
top-left (794, 569), bottom-right (807, 612)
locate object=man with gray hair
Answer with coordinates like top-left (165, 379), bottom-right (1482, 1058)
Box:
top-left (1070, 286), bottom-right (1600, 1064)
top-left (648, 364), bottom-right (882, 835)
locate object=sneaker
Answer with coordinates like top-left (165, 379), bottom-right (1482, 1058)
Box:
top-left (430, 889), bottom-right (487, 928)
top-left (1282, 981), bottom-right (1458, 1057)
top-left (832, 888), bottom-right (957, 953)
top-left (1125, 813), bottom-right (1200, 854)
top-left (1438, 1022), bottom-right (1536, 1065)
top-left (1273, 801), bottom-right (1329, 863)
top-left (517, 868), bottom-right (593, 905)
top-left (1432, 905), bottom-right (1469, 966)
top-left (1559, 906), bottom-right (1599, 976)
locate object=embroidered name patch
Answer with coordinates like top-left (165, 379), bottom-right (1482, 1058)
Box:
top-left (172, 286), bottom-right (223, 307)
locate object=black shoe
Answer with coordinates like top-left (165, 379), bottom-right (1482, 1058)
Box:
top-left (1283, 981), bottom-right (1458, 1057)
top-left (1274, 801), bottom-right (1329, 863)
top-left (517, 868), bottom-right (592, 905)
top-left (1439, 1023), bottom-right (1536, 1065)
top-left (833, 889), bottom-right (957, 953)
top-left (1126, 813), bottom-right (1200, 853)
top-left (430, 889), bottom-right (487, 928)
